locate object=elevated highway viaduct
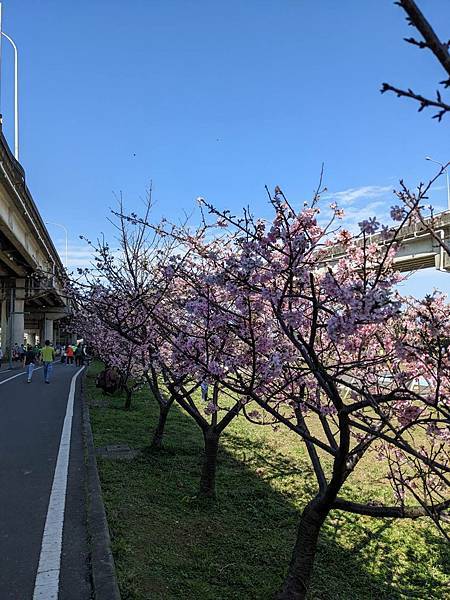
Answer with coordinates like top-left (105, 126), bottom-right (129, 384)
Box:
top-left (0, 127), bottom-right (69, 354)
top-left (323, 211), bottom-right (450, 273)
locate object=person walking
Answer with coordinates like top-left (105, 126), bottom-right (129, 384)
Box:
top-left (19, 344), bottom-right (26, 364)
top-left (40, 340), bottom-right (55, 384)
top-left (23, 345), bottom-right (37, 383)
top-left (74, 343), bottom-right (84, 367)
top-left (66, 344), bottom-right (74, 365)
top-left (13, 343), bottom-right (20, 362)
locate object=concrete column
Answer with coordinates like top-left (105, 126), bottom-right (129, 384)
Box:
top-left (43, 318), bottom-right (54, 344)
top-left (0, 299), bottom-right (7, 350)
top-left (12, 279), bottom-right (25, 347)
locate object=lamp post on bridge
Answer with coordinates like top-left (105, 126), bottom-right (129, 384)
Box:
top-left (0, 3), bottom-right (19, 161)
top-left (1, 31), bottom-right (19, 161)
top-left (426, 156), bottom-right (450, 211)
top-left (45, 222), bottom-right (68, 271)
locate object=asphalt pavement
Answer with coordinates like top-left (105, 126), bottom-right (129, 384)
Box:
top-left (0, 363), bottom-right (92, 599)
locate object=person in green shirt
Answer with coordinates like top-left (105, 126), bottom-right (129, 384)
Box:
top-left (40, 340), bottom-right (55, 384)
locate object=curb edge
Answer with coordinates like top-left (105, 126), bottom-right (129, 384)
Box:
top-left (81, 372), bottom-right (121, 600)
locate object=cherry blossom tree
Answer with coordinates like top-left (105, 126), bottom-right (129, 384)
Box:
top-left (70, 200), bottom-right (180, 445)
top-left (74, 188), bottom-right (449, 597)
top-left (94, 226), bottom-right (248, 497)
top-left (149, 190), bottom-right (450, 599)
top-left (71, 205), bottom-right (248, 482)
top-left (69, 293), bottom-right (143, 408)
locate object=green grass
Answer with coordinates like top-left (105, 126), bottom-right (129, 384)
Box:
top-left (85, 362), bottom-right (450, 600)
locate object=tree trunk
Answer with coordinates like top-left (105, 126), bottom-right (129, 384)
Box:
top-left (124, 388), bottom-right (133, 411)
top-left (199, 429), bottom-right (220, 499)
top-left (276, 500), bottom-right (328, 600)
top-left (151, 403), bottom-right (170, 449)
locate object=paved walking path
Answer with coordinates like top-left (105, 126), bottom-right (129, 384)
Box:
top-left (0, 363), bottom-right (92, 599)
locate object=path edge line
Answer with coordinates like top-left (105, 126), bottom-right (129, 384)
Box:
top-left (33, 366), bottom-right (85, 599)
top-left (81, 370), bottom-right (121, 600)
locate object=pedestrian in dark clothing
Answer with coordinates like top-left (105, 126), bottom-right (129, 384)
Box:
top-left (23, 345), bottom-right (37, 383)
top-left (75, 344), bottom-right (84, 367)
top-left (19, 344), bottom-right (26, 363)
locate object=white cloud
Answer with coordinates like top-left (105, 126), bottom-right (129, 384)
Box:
top-left (319, 185), bottom-right (393, 233)
top-left (338, 200), bottom-right (396, 232)
top-left (53, 242), bottom-right (95, 269)
top-left (322, 185), bottom-right (392, 205)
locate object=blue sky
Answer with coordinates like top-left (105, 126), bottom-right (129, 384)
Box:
top-left (2, 0), bottom-right (450, 294)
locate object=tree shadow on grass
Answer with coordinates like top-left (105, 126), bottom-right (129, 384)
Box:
top-left (88, 380), bottom-right (449, 600)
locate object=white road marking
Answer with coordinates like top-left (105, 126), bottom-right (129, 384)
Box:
top-left (32, 367), bottom-right (85, 600)
top-left (0, 361), bottom-right (65, 386)
top-left (0, 367), bottom-right (43, 385)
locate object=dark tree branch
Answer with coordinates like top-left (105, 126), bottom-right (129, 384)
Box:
top-left (333, 497), bottom-right (450, 519)
top-left (397, 0), bottom-right (450, 78)
top-left (380, 83), bottom-right (450, 121)
top-left (382, 0), bottom-right (450, 119)
top-left (294, 398), bottom-right (327, 493)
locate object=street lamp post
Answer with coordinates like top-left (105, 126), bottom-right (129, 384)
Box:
top-left (0, 30), bottom-right (18, 161)
top-left (426, 156), bottom-right (450, 211)
top-left (45, 222), bottom-right (68, 270)
top-left (0, 4), bottom-right (3, 115)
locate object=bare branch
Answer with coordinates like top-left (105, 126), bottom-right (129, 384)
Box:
top-left (333, 497), bottom-right (450, 520)
top-left (380, 83), bottom-right (450, 121)
top-left (383, 0), bottom-right (450, 119)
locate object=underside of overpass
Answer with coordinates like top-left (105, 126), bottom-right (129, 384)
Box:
top-left (0, 125), bottom-right (71, 354)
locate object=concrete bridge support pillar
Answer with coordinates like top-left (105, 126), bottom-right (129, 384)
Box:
top-left (0, 299), bottom-right (8, 352)
top-left (11, 279), bottom-right (25, 347)
top-left (0, 299), bottom-right (7, 351)
top-left (43, 318), bottom-right (54, 344)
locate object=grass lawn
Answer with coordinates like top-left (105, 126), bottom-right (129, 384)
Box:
top-left (85, 362), bottom-right (449, 599)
